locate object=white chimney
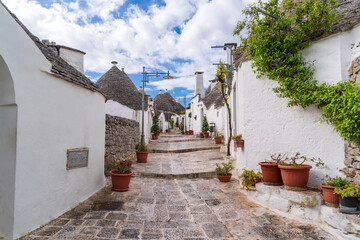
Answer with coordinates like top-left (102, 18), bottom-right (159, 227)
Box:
top-left (111, 61), bottom-right (118, 66)
top-left (57, 45), bottom-right (86, 73)
top-left (194, 72), bottom-right (205, 98)
top-left (159, 90), bottom-right (162, 94)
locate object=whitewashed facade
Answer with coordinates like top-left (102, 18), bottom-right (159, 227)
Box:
top-left (0, 3), bottom-right (106, 239)
top-left (230, 24), bottom-right (360, 187)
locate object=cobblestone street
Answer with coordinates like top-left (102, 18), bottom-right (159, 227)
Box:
top-left (22, 133), bottom-right (336, 240)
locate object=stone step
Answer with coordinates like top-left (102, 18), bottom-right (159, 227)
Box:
top-left (133, 171), bottom-right (216, 179)
top-left (149, 146), bottom-right (221, 153)
top-left (150, 138), bottom-right (211, 143)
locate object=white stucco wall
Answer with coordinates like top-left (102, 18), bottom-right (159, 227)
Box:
top-left (158, 112), bottom-right (169, 132)
top-left (0, 4), bottom-right (106, 239)
top-left (204, 105), bottom-right (226, 136)
top-left (232, 24), bottom-right (360, 187)
top-left (190, 95), bottom-right (203, 134)
top-left (59, 47), bottom-right (84, 73)
top-left (106, 100), bottom-right (136, 120)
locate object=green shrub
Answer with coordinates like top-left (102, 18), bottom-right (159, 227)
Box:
top-left (151, 114), bottom-right (160, 135)
top-left (240, 169), bottom-right (262, 190)
top-left (202, 115), bottom-right (209, 133)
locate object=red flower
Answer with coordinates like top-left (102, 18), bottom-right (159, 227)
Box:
top-left (329, 118), bottom-right (332, 121)
top-left (311, 19), bottom-right (314, 22)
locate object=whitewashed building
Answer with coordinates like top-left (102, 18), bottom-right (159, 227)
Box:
top-left (0, 2), bottom-right (106, 239)
top-left (189, 72), bottom-right (226, 136)
top-left (229, 3), bottom-right (360, 187)
top-left (96, 63), bottom-right (152, 142)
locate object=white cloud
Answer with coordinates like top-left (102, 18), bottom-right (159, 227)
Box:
top-left (2, 0), bottom-right (250, 90)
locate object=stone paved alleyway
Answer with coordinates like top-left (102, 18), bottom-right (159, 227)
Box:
top-left (21, 133), bottom-right (336, 240)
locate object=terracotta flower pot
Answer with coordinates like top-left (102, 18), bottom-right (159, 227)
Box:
top-left (320, 185), bottom-right (340, 207)
top-left (185, 131), bottom-right (189, 135)
top-left (214, 136), bottom-right (222, 144)
top-left (160, 129), bottom-right (163, 133)
top-left (279, 164), bottom-right (312, 190)
top-left (259, 162), bottom-right (283, 186)
top-left (234, 140), bottom-right (244, 148)
top-left (136, 151), bottom-right (148, 163)
top-left (338, 196), bottom-right (359, 214)
top-left (110, 170), bottom-right (133, 192)
top-left (200, 132), bottom-right (204, 138)
top-left (190, 130), bottom-right (194, 135)
top-left (204, 132), bottom-right (209, 138)
top-left (181, 131), bottom-right (184, 134)
top-left (152, 134), bottom-right (159, 140)
top-left (217, 174), bottom-right (232, 182)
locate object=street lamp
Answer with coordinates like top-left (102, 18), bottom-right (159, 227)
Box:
top-left (175, 96), bottom-right (187, 132)
top-left (141, 66), bottom-right (173, 144)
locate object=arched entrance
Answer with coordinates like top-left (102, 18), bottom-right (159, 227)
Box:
top-left (0, 55), bottom-right (17, 238)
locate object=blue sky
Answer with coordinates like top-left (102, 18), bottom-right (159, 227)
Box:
top-left (3, 0), bottom-right (255, 106)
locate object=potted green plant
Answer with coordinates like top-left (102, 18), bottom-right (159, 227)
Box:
top-left (135, 142), bottom-right (148, 163)
top-left (334, 183), bottom-right (360, 214)
top-left (109, 159), bottom-right (133, 192)
top-left (320, 175), bottom-right (347, 207)
top-left (240, 169), bottom-right (263, 190)
top-left (151, 114), bottom-right (160, 140)
top-left (214, 133), bottom-right (222, 144)
top-left (232, 135), bottom-right (244, 148)
top-left (278, 152), bottom-right (324, 191)
top-left (215, 161), bottom-right (234, 182)
top-left (169, 119), bottom-right (174, 129)
top-left (258, 153), bottom-right (285, 186)
top-left (202, 115), bottom-right (210, 138)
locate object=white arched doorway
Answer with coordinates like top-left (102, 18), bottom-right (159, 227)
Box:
top-left (0, 55), bottom-right (17, 239)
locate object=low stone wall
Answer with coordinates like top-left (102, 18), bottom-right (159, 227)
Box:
top-left (105, 114), bottom-right (139, 175)
top-left (344, 56), bottom-right (360, 182)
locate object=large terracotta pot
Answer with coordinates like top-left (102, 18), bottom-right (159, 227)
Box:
top-left (110, 170), bottom-right (133, 192)
top-left (185, 131), bottom-right (189, 135)
top-left (189, 130), bottom-right (194, 135)
top-left (259, 162), bottom-right (283, 186)
top-left (234, 140), bottom-right (244, 148)
top-left (214, 136), bottom-right (222, 144)
top-left (339, 196), bottom-right (359, 214)
top-left (200, 132), bottom-right (204, 138)
top-left (136, 151), bottom-right (148, 163)
top-left (181, 131), bottom-right (184, 134)
top-left (217, 174), bottom-right (232, 182)
top-left (203, 132), bottom-right (210, 138)
top-left (320, 185), bottom-right (340, 207)
top-left (152, 134), bottom-right (159, 140)
top-left (279, 164), bottom-right (312, 190)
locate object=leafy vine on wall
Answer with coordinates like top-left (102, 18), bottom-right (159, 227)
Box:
top-left (234, 0), bottom-right (360, 143)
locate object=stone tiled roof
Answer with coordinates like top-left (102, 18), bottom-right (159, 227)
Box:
top-left (234, 0), bottom-right (360, 67)
top-left (154, 92), bottom-right (185, 115)
top-left (96, 66), bottom-right (147, 110)
top-left (202, 82), bottom-right (224, 109)
top-left (0, 1), bottom-right (103, 95)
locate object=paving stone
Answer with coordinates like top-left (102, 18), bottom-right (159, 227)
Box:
top-left (49, 219), bottom-right (70, 226)
top-left (79, 226), bottom-right (101, 235)
top-left (179, 228), bottom-right (206, 238)
top-left (189, 205), bottom-right (212, 214)
top-left (95, 219), bottom-right (117, 227)
top-left (193, 214), bottom-right (218, 223)
top-left (96, 227), bottom-right (120, 238)
top-left (163, 229), bottom-right (182, 240)
top-left (66, 219), bottom-right (84, 226)
top-left (34, 226), bottom-right (62, 237)
top-left (118, 229), bottom-right (140, 239)
top-left (84, 212), bottom-right (107, 219)
top-left (55, 226), bottom-right (80, 239)
top-left (106, 212), bottom-right (127, 220)
top-left (201, 222), bottom-right (230, 239)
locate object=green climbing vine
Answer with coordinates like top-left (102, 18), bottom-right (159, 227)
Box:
top-left (234, 0), bottom-right (360, 142)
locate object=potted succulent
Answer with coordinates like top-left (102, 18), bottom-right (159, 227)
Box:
top-left (109, 159), bottom-right (133, 192)
top-left (135, 142), bottom-right (148, 163)
top-left (334, 183), bottom-right (360, 214)
top-left (202, 115), bottom-right (210, 138)
top-left (320, 175), bottom-right (347, 207)
top-left (214, 133), bottom-right (222, 144)
top-left (258, 153), bottom-right (285, 186)
top-left (215, 161), bottom-right (234, 182)
top-left (278, 152), bottom-right (324, 191)
top-left (151, 114), bottom-right (160, 140)
top-left (240, 169), bottom-right (263, 190)
top-left (232, 135), bottom-right (244, 148)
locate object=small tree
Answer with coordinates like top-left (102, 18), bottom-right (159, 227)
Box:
top-left (202, 115), bottom-right (209, 133)
top-left (151, 114), bottom-right (160, 135)
top-left (169, 118), bottom-right (174, 129)
top-left (216, 62), bottom-right (232, 156)
top-left (175, 118), bottom-right (179, 128)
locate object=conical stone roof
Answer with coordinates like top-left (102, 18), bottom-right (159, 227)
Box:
top-left (96, 66), bottom-right (147, 110)
top-left (154, 91), bottom-right (185, 115)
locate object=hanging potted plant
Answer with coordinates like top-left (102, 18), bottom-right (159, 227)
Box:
top-left (109, 159), bottom-right (133, 192)
top-left (135, 142), bottom-right (148, 163)
top-left (334, 183), bottom-right (360, 214)
top-left (232, 135), bottom-right (244, 148)
top-left (214, 133), bottom-right (222, 144)
top-left (258, 153), bottom-right (285, 186)
top-left (278, 152), bottom-right (324, 191)
top-left (215, 161), bottom-right (234, 182)
top-left (240, 169), bottom-right (263, 190)
top-left (202, 115), bottom-right (210, 138)
top-left (151, 114), bottom-right (160, 140)
top-left (320, 175), bottom-right (347, 207)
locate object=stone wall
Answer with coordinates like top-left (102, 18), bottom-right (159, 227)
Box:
top-left (344, 56), bottom-right (360, 182)
top-left (105, 114), bottom-right (139, 175)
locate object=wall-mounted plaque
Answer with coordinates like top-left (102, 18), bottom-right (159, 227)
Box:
top-left (67, 148), bottom-right (89, 170)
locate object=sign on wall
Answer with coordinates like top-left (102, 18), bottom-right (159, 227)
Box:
top-left (67, 148), bottom-right (89, 170)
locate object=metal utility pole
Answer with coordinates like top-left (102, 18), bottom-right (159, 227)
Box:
top-left (141, 67), bottom-right (173, 144)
